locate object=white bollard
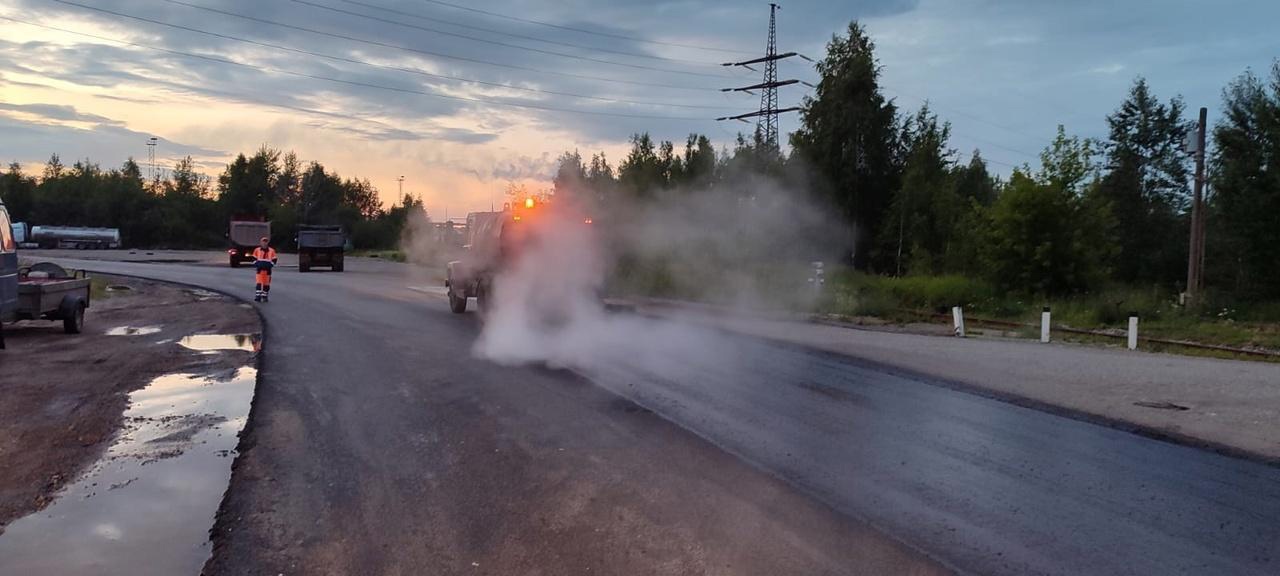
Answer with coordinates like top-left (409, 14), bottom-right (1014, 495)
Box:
top-left (1127, 315), bottom-right (1139, 350)
top-left (1041, 306), bottom-right (1052, 343)
top-left (952, 306), bottom-right (966, 338)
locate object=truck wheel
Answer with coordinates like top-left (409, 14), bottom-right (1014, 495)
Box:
top-left (476, 283), bottom-right (490, 315)
top-left (230, 255), bottom-right (240, 268)
top-left (332, 255), bottom-right (344, 272)
top-left (299, 253), bottom-right (311, 272)
top-left (448, 288), bottom-right (467, 313)
top-left (61, 297), bottom-right (85, 334)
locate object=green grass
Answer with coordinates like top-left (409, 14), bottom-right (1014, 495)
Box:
top-left (89, 275), bottom-right (111, 300)
top-left (822, 269), bottom-right (1280, 356)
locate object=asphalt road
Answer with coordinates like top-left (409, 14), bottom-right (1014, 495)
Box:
top-left (42, 255), bottom-right (1280, 575)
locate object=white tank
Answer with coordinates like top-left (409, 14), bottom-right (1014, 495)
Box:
top-left (30, 226), bottom-right (121, 248)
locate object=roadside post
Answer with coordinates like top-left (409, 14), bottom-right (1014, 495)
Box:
top-left (1127, 314), bottom-right (1139, 350)
top-left (1041, 306), bottom-right (1051, 343)
top-left (808, 261), bottom-right (824, 296)
top-left (952, 306), bottom-right (965, 338)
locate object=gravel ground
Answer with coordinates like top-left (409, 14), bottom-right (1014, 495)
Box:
top-left (0, 275), bottom-right (260, 530)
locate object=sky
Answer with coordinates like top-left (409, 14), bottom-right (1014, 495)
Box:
top-left (1, 0), bottom-right (1277, 219)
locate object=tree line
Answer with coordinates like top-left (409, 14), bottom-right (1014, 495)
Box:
top-left (548, 22), bottom-right (1280, 301)
top-left (0, 147), bottom-right (426, 251)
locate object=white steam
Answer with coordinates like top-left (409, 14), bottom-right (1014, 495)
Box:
top-left (470, 172), bottom-right (841, 371)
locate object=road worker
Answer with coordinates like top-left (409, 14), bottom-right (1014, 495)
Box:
top-left (252, 236), bottom-right (277, 302)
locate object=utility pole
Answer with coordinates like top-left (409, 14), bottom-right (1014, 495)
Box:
top-left (1185, 107), bottom-right (1207, 304)
top-left (717, 3), bottom-right (811, 151)
top-left (397, 175), bottom-right (405, 198)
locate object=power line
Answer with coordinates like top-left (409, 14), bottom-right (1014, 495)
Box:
top-left (416, 0), bottom-right (755, 55)
top-left (335, 0), bottom-right (723, 67)
top-left (153, 0), bottom-right (722, 91)
top-left (285, 0), bottom-right (734, 79)
top-left (0, 15), bottom-right (713, 121)
top-left (49, 0), bottom-right (734, 111)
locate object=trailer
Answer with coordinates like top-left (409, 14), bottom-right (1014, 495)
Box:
top-left (1, 203), bottom-right (91, 348)
top-left (297, 225), bottom-right (345, 272)
top-left (29, 225), bottom-right (121, 250)
top-left (14, 264), bottom-right (91, 333)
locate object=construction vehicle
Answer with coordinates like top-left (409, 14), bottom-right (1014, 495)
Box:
top-left (227, 218), bottom-right (270, 267)
top-left (1, 201), bottom-right (91, 348)
top-left (445, 198), bottom-right (594, 314)
top-left (297, 225), bottom-right (345, 272)
top-left (29, 225), bottom-right (120, 249)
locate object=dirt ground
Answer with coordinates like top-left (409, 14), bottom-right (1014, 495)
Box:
top-left (0, 275), bottom-right (260, 531)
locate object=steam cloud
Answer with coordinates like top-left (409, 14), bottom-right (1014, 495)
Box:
top-left (470, 171), bottom-right (842, 372)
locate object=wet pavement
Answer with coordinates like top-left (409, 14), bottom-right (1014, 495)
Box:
top-left (0, 359), bottom-right (257, 576)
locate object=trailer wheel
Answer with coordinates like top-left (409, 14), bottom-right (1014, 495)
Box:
top-left (60, 297), bottom-right (86, 334)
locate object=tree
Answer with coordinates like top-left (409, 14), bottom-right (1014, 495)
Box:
top-left (1209, 64), bottom-right (1280, 297)
top-left (618, 133), bottom-right (665, 198)
top-left (883, 104), bottom-right (958, 275)
top-left (0, 162), bottom-right (37, 221)
top-left (679, 134), bottom-right (717, 189)
top-left (954, 151), bottom-right (997, 206)
top-left (790, 21), bottom-right (902, 268)
top-left (984, 131), bottom-right (1114, 294)
top-left (552, 150), bottom-right (588, 202)
top-left (1098, 78), bottom-right (1192, 285)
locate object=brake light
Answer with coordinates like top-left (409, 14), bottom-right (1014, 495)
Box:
top-left (584, 218), bottom-right (593, 224)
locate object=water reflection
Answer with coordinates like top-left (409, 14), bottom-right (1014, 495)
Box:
top-left (0, 367), bottom-right (257, 575)
top-left (177, 333), bottom-right (260, 353)
top-left (105, 326), bottom-right (162, 336)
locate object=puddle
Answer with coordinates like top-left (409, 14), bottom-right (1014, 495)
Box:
top-left (187, 289), bottom-right (220, 301)
top-left (105, 326), bottom-right (162, 336)
top-left (0, 367), bottom-right (257, 575)
top-left (178, 334), bottom-right (259, 353)
top-left (105, 285), bottom-right (132, 293)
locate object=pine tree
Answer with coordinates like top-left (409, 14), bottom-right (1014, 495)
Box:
top-left (1098, 78), bottom-right (1192, 285)
top-left (790, 21), bottom-right (901, 268)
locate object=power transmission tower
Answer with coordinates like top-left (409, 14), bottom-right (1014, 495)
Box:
top-left (145, 137), bottom-right (158, 182)
top-left (717, 3), bottom-right (811, 151)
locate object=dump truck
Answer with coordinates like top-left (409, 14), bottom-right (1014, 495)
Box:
top-left (445, 198), bottom-right (595, 314)
top-left (1, 202), bottom-right (91, 349)
top-left (29, 225), bottom-right (120, 249)
top-left (297, 225), bottom-right (345, 272)
top-left (227, 218), bottom-right (270, 267)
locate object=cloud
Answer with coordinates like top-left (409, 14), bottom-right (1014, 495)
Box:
top-left (1089, 63), bottom-right (1126, 75)
top-left (0, 102), bottom-right (125, 126)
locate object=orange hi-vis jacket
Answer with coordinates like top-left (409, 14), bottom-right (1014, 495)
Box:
top-left (252, 246), bottom-right (278, 284)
